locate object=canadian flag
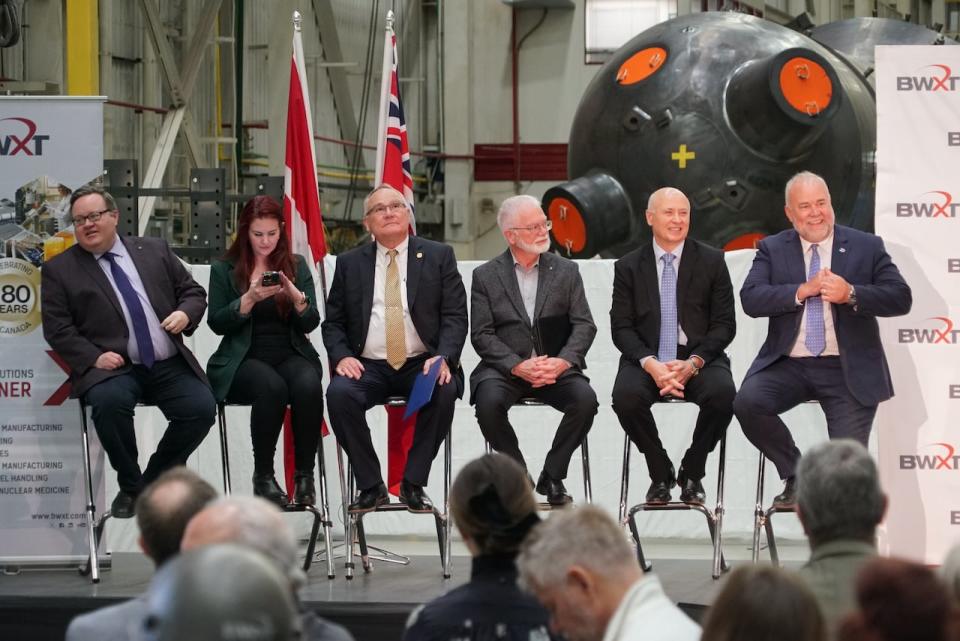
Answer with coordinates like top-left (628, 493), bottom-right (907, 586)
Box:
top-left (281, 11), bottom-right (328, 495)
top-left (377, 11), bottom-right (417, 496)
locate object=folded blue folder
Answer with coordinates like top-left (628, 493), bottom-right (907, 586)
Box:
top-left (403, 358), bottom-right (443, 420)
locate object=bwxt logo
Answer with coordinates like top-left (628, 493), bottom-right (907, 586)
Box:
top-left (897, 64), bottom-right (960, 91)
top-left (896, 191), bottom-right (959, 218)
top-left (898, 317), bottom-right (960, 344)
top-left (900, 443), bottom-right (960, 470)
top-left (0, 117), bottom-right (49, 156)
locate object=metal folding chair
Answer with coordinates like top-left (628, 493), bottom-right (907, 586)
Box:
top-left (336, 396), bottom-right (453, 579)
top-left (216, 402), bottom-right (336, 578)
top-left (618, 398), bottom-right (729, 579)
top-left (483, 396), bottom-right (592, 508)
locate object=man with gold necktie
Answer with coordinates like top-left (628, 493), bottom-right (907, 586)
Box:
top-left (323, 185), bottom-right (468, 513)
top-left (735, 171), bottom-right (912, 507)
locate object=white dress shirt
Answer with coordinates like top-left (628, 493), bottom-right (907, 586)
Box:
top-left (790, 233), bottom-right (840, 358)
top-left (361, 237), bottom-right (428, 360)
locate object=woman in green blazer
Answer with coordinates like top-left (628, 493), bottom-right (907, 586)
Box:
top-left (206, 195), bottom-right (324, 507)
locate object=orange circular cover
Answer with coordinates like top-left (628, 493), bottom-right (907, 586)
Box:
top-left (724, 232), bottom-right (766, 251)
top-left (616, 47), bottom-right (667, 85)
top-left (778, 56), bottom-right (833, 115)
top-left (548, 198), bottom-right (587, 254)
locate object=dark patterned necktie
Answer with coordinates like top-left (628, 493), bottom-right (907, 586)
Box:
top-left (102, 252), bottom-right (155, 367)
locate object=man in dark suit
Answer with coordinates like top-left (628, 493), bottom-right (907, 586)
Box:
top-left (470, 195), bottom-right (598, 505)
top-left (323, 185), bottom-right (468, 513)
top-left (41, 186), bottom-right (216, 518)
top-left (610, 187), bottom-right (736, 505)
top-left (734, 171), bottom-right (912, 506)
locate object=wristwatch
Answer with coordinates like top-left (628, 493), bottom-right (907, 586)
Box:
top-left (297, 291), bottom-right (309, 306)
top-left (687, 358), bottom-right (700, 377)
top-left (848, 285), bottom-right (857, 307)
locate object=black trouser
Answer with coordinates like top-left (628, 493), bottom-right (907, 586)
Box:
top-left (612, 354), bottom-right (735, 483)
top-left (326, 356), bottom-right (458, 491)
top-left (84, 355), bottom-right (215, 494)
top-left (473, 373), bottom-right (598, 480)
top-left (226, 354), bottom-right (324, 475)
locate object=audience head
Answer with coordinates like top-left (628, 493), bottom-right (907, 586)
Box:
top-left (517, 505), bottom-right (641, 641)
top-left (838, 557), bottom-right (959, 641)
top-left (449, 453), bottom-right (539, 558)
top-left (796, 439), bottom-right (886, 548)
top-left (941, 543), bottom-right (960, 604)
top-left (140, 543), bottom-right (300, 641)
top-left (363, 184), bottom-right (411, 248)
top-left (134, 466), bottom-right (217, 566)
top-left (645, 187), bottom-right (690, 250)
top-left (700, 565), bottom-right (826, 641)
top-left (181, 495), bottom-right (305, 591)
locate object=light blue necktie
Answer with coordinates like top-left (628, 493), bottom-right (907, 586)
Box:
top-left (658, 253), bottom-right (678, 362)
top-left (805, 244), bottom-right (825, 357)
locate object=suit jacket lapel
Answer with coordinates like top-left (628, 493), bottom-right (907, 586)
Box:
top-left (533, 253), bottom-right (556, 320)
top-left (495, 250), bottom-right (531, 326)
top-left (76, 246), bottom-right (124, 319)
top-left (361, 242), bottom-right (376, 325)
top-left (123, 237), bottom-right (165, 317)
top-left (406, 236), bottom-right (423, 309)
top-left (676, 241), bottom-right (696, 327)
top-left (831, 226), bottom-right (849, 278)
top-left (639, 244), bottom-right (660, 319)
top-left (786, 231), bottom-right (807, 284)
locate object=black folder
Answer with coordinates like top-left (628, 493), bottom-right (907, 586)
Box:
top-left (534, 314), bottom-right (572, 357)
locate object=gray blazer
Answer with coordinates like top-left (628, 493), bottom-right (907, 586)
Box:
top-left (469, 250), bottom-right (596, 400)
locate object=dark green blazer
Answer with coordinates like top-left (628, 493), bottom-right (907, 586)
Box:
top-left (206, 254), bottom-right (323, 402)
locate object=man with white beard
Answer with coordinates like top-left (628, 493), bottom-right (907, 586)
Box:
top-left (470, 195), bottom-right (598, 506)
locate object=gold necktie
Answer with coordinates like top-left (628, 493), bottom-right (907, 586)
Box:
top-left (385, 249), bottom-right (407, 369)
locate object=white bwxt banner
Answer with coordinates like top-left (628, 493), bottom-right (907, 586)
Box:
top-left (875, 47), bottom-right (960, 564)
top-left (0, 97), bottom-right (106, 564)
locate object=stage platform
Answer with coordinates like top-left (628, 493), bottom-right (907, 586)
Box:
top-left (0, 538), bottom-right (805, 641)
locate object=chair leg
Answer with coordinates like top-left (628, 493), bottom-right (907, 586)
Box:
top-left (580, 435), bottom-right (592, 504)
top-left (618, 433), bottom-right (631, 526)
top-left (314, 436), bottom-right (335, 579)
top-left (764, 508), bottom-right (781, 566)
top-left (216, 402), bottom-right (232, 495)
top-left (627, 511), bottom-right (653, 572)
top-left (712, 433), bottom-right (728, 579)
top-left (339, 445), bottom-right (356, 579)
top-left (442, 430), bottom-right (452, 578)
top-left (78, 401), bottom-right (102, 583)
top-left (752, 454), bottom-right (766, 563)
top-left (302, 506), bottom-right (322, 572)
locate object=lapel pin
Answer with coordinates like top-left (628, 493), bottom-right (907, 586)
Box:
top-left (416, 251), bottom-right (423, 259)
top-left (839, 247), bottom-right (846, 253)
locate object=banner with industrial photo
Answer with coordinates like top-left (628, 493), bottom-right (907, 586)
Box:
top-left (875, 46), bottom-right (960, 564)
top-left (0, 96), bottom-right (106, 564)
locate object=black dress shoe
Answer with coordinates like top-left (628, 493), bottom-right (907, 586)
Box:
top-left (350, 482), bottom-right (388, 513)
top-left (773, 476), bottom-right (797, 508)
top-left (399, 480), bottom-right (435, 513)
top-left (111, 490), bottom-right (138, 519)
top-left (535, 472), bottom-right (573, 506)
top-left (678, 477), bottom-right (706, 505)
top-left (645, 480), bottom-right (672, 504)
top-left (252, 473), bottom-right (289, 508)
top-left (293, 472), bottom-right (316, 506)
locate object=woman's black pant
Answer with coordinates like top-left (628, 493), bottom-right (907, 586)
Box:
top-left (226, 354), bottom-right (324, 475)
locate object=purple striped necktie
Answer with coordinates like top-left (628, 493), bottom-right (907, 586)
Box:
top-left (103, 252), bottom-right (156, 368)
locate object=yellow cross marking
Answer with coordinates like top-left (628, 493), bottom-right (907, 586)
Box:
top-left (671, 144), bottom-right (696, 169)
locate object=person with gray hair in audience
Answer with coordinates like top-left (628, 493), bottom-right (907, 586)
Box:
top-left (66, 466), bottom-right (218, 641)
top-left (517, 505), bottom-right (700, 641)
top-left (181, 495), bottom-right (354, 641)
top-left (139, 543), bottom-right (301, 641)
top-left (795, 439), bottom-right (887, 633)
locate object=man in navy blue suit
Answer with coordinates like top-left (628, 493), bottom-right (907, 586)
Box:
top-left (734, 171), bottom-right (912, 507)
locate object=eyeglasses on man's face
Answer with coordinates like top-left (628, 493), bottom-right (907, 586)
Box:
top-left (365, 201), bottom-right (408, 217)
top-left (509, 220), bottom-right (553, 233)
top-left (71, 209), bottom-right (113, 227)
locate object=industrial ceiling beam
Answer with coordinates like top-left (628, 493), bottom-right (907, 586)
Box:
top-left (311, 0), bottom-right (360, 163)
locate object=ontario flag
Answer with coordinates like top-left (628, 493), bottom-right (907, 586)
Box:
top-left (281, 10), bottom-right (328, 495)
top-left (377, 10), bottom-right (417, 496)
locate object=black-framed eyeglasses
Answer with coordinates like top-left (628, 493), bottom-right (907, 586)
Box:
top-left (509, 220), bottom-right (553, 233)
top-left (71, 209), bottom-right (113, 226)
